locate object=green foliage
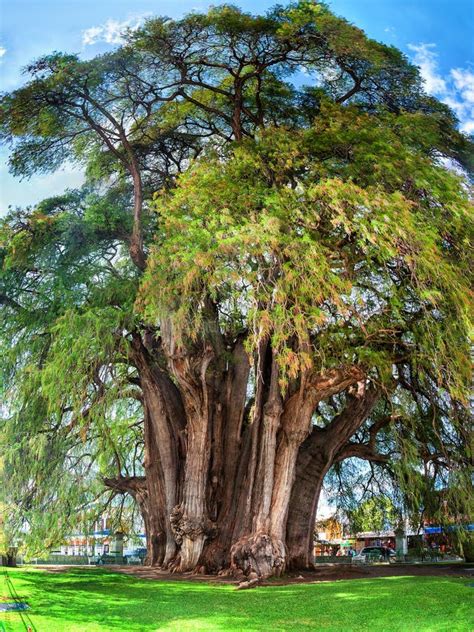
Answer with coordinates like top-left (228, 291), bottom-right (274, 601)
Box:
top-left (141, 113), bottom-right (472, 394)
top-left (347, 496), bottom-right (398, 533)
top-left (0, 188), bottom-right (142, 554)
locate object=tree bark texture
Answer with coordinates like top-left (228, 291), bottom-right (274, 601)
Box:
top-left (286, 385), bottom-right (381, 570)
top-left (117, 328), bottom-right (378, 582)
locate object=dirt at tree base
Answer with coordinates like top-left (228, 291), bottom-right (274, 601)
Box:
top-left (106, 563), bottom-right (473, 585)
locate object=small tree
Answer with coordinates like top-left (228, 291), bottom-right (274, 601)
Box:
top-left (347, 496), bottom-right (397, 534)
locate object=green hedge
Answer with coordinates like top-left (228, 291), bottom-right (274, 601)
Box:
top-left (314, 556), bottom-right (352, 563)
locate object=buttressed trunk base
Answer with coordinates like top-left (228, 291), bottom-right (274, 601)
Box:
top-left (127, 328), bottom-right (371, 583)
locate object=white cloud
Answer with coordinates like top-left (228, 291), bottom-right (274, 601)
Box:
top-left (0, 46), bottom-right (6, 59)
top-left (408, 43), bottom-right (474, 136)
top-left (82, 15), bottom-right (148, 47)
top-left (0, 161), bottom-right (85, 214)
top-left (82, 27), bottom-right (104, 47)
top-left (451, 68), bottom-right (474, 105)
top-left (461, 120), bottom-right (474, 134)
top-left (408, 43), bottom-right (447, 94)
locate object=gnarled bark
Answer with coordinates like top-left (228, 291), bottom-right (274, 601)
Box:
top-left (160, 317), bottom-right (220, 571)
top-left (230, 346), bottom-right (285, 581)
top-left (122, 323), bottom-right (379, 580)
top-left (286, 384), bottom-right (381, 569)
top-left (131, 333), bottom-right (186, 565)
top-left (199, 338), bottom-right (251, 572)
top-left (230, 359), bottom-right (366, 582)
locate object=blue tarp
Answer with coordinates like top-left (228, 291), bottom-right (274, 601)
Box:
top-left (424, 524), bottom-right (474, 534)
top-left (0, 603), bottom-right (30, 612)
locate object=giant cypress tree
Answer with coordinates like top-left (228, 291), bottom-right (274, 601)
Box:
top-left (1, 1), bottom-right (472, 583)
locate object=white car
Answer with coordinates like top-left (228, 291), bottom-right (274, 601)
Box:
top-left (353, 546), bottom-right (396, 563)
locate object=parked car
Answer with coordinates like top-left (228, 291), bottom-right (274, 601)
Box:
top-left (353, 546), bottom-right (396, 563)
top-left (123, 548), bottom-right (147, 565)
top-left (124, 555), bottom-right (142, 565)
top-left (96, 553), bottom-right (119, 565)
top-left (135, 548), bottom-right (147, 560)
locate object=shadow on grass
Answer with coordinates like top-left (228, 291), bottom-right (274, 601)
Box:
top-left (7, 568), bottom-right (473, 631)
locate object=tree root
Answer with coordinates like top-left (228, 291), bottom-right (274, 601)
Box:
top-left (230, 532), bottom-right (285, 586)
top-left (236, 573), bottom-right (260, 590)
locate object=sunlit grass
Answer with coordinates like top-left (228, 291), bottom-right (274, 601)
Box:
top-left (1, 566), bottom-right (472, 631)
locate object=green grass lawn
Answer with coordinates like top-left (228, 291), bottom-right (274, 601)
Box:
top-left (1, 566), bottom-right (472, 631)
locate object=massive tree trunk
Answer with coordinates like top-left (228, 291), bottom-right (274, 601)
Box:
top-left (229, 352), bottom-right (366, 583)
top-left (160, 317), bottom-right (223, 571)
top-left (120, 324), bottom-right (379, 581)
top-left (199, 337), bottom-right (250, 572)
top-left (286, 385), bottom-right (381, 570)
top-left (230, 348), bottom-right (285, 583)
top-left (131, 333), bottom-right (186, 566)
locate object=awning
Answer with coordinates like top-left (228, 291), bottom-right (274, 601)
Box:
top-left (424, 524), bottom-right (474, 534)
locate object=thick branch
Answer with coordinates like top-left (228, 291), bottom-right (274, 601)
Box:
top-left (103, 475), bottom-right (146, 494)
top-left (335, 442), bottom-right (389, 463)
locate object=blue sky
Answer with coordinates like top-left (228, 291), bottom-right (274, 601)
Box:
top-left (1, 0), bottom-right (473, 213)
